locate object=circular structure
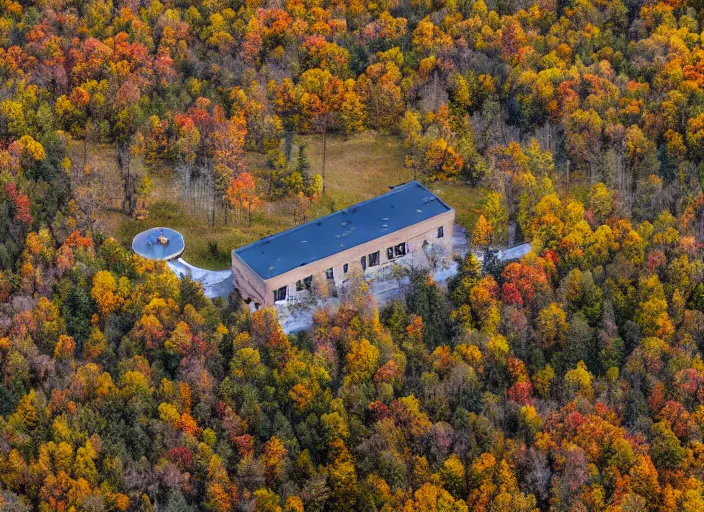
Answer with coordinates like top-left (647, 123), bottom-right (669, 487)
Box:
top-left (132, 227), bottom-right (185, 261)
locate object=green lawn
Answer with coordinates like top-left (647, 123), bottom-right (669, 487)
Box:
top-left (427, 181), bottom-right (485, 233)
top-left (299, 133), bottom-right (413, 207)
top-left (115, 201), bottom-right (293, 270)
top-left (292, 133), bottom-right (485, 229)
top-left (70, 134), bottom-right (483, 270)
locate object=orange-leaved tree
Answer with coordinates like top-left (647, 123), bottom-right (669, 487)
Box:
top-left (226, 172), bottom-right (262, 226)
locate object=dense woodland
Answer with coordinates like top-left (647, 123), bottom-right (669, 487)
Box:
top-left (7, 0), bottom-right (704, 510)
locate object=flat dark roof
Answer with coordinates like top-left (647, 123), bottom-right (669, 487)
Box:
top-left (234, 181), bottom-right (453, 280)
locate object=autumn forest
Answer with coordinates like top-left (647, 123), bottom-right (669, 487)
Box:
top-left (4, 0), bottom-right (704, 510)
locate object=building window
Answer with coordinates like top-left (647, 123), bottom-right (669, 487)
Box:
top-left (368, 251), bottom-right (380, 267)
top-left (395, 242), bottom-right (406, 257)
top-left (361, 255), bottom-right (366, 270)
top-left (273, 286), bottom-right (287, 302)
top-left (386, 247), bottom-right (394, 260)
top-left (297, 276), bottom-right (313, 291)
top-left (325, 268), bottom-right (334, 279)
top-left (437, 226), bottom-right (444, 238)
top-left (343, 263), bottom-right (349, 273)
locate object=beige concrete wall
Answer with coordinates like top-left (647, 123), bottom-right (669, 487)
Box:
top-left (231, 250), bottom-right (269, 306)
top-left (232, 210), bottom-right (455, 307)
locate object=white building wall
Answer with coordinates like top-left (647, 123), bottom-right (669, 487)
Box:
top-left (271, 218), bottom-right (455, 306)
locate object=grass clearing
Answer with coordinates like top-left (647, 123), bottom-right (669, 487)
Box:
top-left (427, 181), bottom-right (485, 232)
top-left (70, 133), bottom-right (483, 270)
top-left (299, 133), bottom-right (413, 207)
top-left (116, 202), bottom-right (286, 270)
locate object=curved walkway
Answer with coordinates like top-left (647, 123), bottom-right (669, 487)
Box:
top-left (167, 258), bottom-right (233, 299)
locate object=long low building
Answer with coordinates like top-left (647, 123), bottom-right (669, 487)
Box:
top-left (231, 181), bottom-right (455, 307)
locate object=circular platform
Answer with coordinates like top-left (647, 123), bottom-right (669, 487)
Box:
top-left (132, 227), bottom-right (185, 261)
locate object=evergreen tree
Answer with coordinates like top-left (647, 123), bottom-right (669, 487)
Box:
top-left (406, 270), bottom-right (452, 348)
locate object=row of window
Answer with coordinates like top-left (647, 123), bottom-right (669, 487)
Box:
top-left (273, 227), bottom-right (444, 302)
top-left (361, 242), bottom-right (406, 271)
top-left (275, 242), bottom-right (409, 302)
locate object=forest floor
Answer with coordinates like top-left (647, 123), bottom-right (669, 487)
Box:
top-left (68, 133), bottom-right (484, 269)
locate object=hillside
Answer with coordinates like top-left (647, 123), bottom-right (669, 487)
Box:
top-left (68, 135), bottom-right (482, 269)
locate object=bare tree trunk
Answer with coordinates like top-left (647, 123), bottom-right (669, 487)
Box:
top-left (197, 178), bottom-right (203, 220)
top-left (198, 178), bottom-right (202, 219)
top-left (284, 130), bottom-right (293, 161)
top-left (117, 140), bottom-right (134, 216)
top-left (432, 70), bottom-right (439, 111)
top-left (210, 183), bottom-right (215, 227)
top-left (322, 128), bottom-right (327, 196)
top-left (86, 191), bottom-right (95, 236)
top-left (375, 88), bottom-right (380, 130)
top-left (203, 178), bottom-right (207, 221)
